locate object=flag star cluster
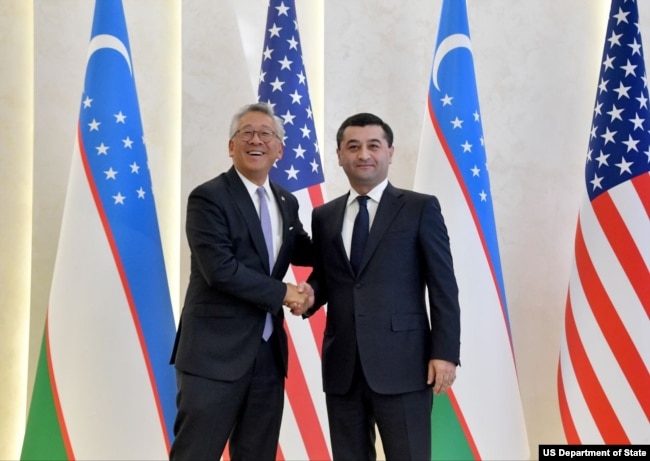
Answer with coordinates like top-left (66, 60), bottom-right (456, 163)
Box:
top-left (79, 60), bottom-right (153, 214)
top-left (430, 59), bottom-right (492, 212)
top-left (258, 0), bottom-right (324, 192)
top-left (587, 2), bottom-right (650, 200)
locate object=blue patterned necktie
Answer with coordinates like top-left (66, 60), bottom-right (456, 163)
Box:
top-left (350, 195), bottom-right (369, 274)
top-left (257, 187), bottom-right (274, 341)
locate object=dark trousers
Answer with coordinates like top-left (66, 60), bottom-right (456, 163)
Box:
top-left (170, 337), bottom-right (284, 461)
top-left (326, 359), bottom-right (433, 461)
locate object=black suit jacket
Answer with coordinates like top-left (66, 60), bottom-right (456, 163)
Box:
top-left (171, 167), bottom-right (312, 381)
top-left (306, 183), bottom-right (460, 395)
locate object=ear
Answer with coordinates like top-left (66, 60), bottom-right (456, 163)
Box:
top-left (228, 139), bottom-right (235, 157)
top-left (337, 148), bottom-right (342, 166)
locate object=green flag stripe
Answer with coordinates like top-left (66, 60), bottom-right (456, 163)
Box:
top-left (21, 329), bottom-right (68, 461)
top-left (431, 393), bottom-right (475, 461)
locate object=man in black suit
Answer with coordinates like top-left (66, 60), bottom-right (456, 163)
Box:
top-left (302, 112), bottom-right (461, 460)
top-left (169, 103), bottom-right (313, 460)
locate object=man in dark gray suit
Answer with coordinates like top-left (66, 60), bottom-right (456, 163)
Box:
top-left (302, 112), bottom-right (461, 460)
top-left (169, 103), bottom-right (313, 460)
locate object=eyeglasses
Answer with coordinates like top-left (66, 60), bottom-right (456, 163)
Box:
top-left (233, 129), bottom-right (278, 143)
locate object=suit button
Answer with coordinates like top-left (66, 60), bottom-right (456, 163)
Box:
top-left (354, 282), bottom-right (362, 289)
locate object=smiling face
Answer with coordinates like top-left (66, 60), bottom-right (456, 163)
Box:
top-left (337, 124), bottom-right (394, 194)
top-left (228, 110), bottom-right (283, 185)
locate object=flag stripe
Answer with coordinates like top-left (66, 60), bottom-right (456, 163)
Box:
top-left (78, 121), bottom-right (172, 449)
top-left (557, 337), bottom-right (582, 444)
top-left (581, 194), bottom-right (650, 417)
top-left (46, 322), bottom-right (75, 460)
top-left (562, 275), bottom-right (629, 443)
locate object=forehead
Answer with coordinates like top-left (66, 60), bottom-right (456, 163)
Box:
top-left (237, 111), bottom-right (275, 128)
top-left (341, 125), bottom-right (386, 144)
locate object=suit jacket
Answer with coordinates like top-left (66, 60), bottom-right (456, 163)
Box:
top-left (306, 182), bottom-right (460, 395)
top-left (171, 166), bottom-right (313, 381)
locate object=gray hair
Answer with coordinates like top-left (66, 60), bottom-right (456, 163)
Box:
top-left (229, 102), bottom-right (285, 140)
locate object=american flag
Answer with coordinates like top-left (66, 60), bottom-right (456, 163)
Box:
top-left (257, 0), bottom-right (330, 460)
top-left (21, 1), bottom-right (177, 458)
top-left (557, 0), bottom-right (650, 444)
top-left (415, 0), bottom-right (529, 459)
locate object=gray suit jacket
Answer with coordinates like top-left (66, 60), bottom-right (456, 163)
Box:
top-left (306, 182), bottom-right (460, 395)
top-left (171, 166), bottom-right (313, 380)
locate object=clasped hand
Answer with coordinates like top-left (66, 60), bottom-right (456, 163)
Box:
top-left (283, 282), bottom-right (314, 316)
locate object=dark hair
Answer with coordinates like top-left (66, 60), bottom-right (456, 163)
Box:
top-left (335, 112), bottom-right (394, 148)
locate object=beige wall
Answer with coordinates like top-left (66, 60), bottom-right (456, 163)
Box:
top-left (0, 0), bottom-right (640, 459)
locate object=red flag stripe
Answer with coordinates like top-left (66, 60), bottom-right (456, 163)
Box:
top-left (582, 197), bottom-right (650, 418)
top-left (632, 172), bottom-right (650, 218)
top-left (571, 223), bottom-right (630, 443)
top-left (557, 320), bottom-right (581, 444)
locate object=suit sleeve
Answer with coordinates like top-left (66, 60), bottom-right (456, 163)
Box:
top-left (420, 196), bottom-right (461, 364)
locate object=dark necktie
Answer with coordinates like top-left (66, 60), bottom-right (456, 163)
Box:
top-left (257, 187), bottom-right (274, 340)
top-left (350, 195), bottom-right (369, 274)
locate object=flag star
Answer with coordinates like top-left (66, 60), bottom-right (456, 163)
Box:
top-left (268, 23), bottom-right (282, 37)
top-left (287, 36), bottom-right (299, 50)
top-left (270, 77), bottom-right (285, 92)
top-left (595, 150), bottom-right (610, 167)
top-left (594, 102), bottom-right (603, 116)
top-left (290, 90), bottom-right (302, 104)
top-left (603, 54), bottom-right (615, 70)
top-left (451, 117), bottom-right (463, 129)
top-left (471, 165), bottom-right (480, 176)
top-left (645, 147), bottom-right (650, 162)
top-left (622, 134), bottom-right (640, 152)
top-left (461, 140), bottom-right (472, 152)
top-left (613, 7), bottom-right (630, 25)
top-left (587, 148), bottom-right (594, 161)
top-left (297, 71), bottom-right (306, 85)
top-left (590, 124), bottom-right (598, 139)
top-left (83, 96), bottom-right (93, 108)
top-left (313, 141), bottom-right (319, 153)
top-left (601, 127), bottom-right (617, 144)
top-left (279, 56), bottom-right (293, 70)
top-left (480, 136), bottom-right (485, 146)
top-left (590, 173), bottom-right (604, 190)
top-left (598, 77), bottom-right (609, 93)
top-left (479, 190), bottom-right (487, 202)
top-left (607, 104), bottom-right (624, 121)
top-left (306, 106), bottom-right (313, 119)
top-left (629, 113), bottom-right (645, 130)
top-left (621, 59), bottom-right (637, 77)
top-left (636, 92), bottom-right (648, 109)
top-left (607, 30), bottom-right (623, 47)
top-left (281, 110), bottom-right (296, 125)
top-left (136, 187), bottom-right (146, 199)
top-left (130, 162), bottom-right (140, 173)
top-left (263, 46), bottom-right (273, 60)
top-left (104, 167), bottom-right (118, 179)
top-left (259, 70), bottom-right (267, 83)
top-left (88, 119), bottom-right (101, 131)
top-left (300, 124), bottom-right (311, 138)
top-left (96, 143), bottom-right (109, 155)
top-left (113, 192), bottom-right (126, 204)
top-left (473, 111), bottom-right (480, 121)
top-left (285, 165), bottom-right (299, 179)
top-left (615, 156), bottom-right (634, 174)
top-left (293, 144), bottom-right (306, 158)
top-left (275, 1), bottom-right (290, 16)
top-left (310, 159), bottom-right (320, 173)
top-left (614, 81), bottom-right (631, 99)
top-left (629, 38), bottom-right (642, 55)
top-left (123, 136), bottom-right (133, 148)
top-left (114, 111), bottom-right (127, 123)
top-left (441, 94), bottom-right (453, 106)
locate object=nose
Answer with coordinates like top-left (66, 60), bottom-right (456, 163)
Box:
top-left (357, 146), bottom-right (371, 160)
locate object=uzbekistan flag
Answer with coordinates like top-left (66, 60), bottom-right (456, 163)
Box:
top-left (257, 0), bottom-right (330, 459)
top-left (20, 1), bottom-right (177, 459)
top-left (414, 1), bottom-right (530, 459)
top-left (557, 0), bottom-right (650, 444)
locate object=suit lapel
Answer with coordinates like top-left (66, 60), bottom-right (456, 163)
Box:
top-left (270, 183), bottom-right (292, 277)
top-left (357, 183), bottom-right (404, 274)
top-left (225, 168), bottom-right (272, 275)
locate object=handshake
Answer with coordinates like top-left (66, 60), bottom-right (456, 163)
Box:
top-left (283, 282), bottom-right (315, 316)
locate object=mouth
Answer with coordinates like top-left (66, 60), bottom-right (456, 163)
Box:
top-left (248, 150), bottom-right (264, 157)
